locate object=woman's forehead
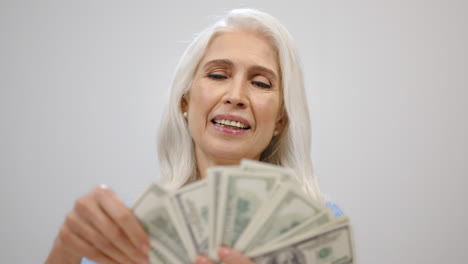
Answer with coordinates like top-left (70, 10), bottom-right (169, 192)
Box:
top-left (200, 31), bottom-right (279, 77)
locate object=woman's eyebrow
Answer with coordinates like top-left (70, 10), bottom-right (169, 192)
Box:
top-left (203, 59), bottom-right (233, 69)
top-left (249, 65), bottom-right (278, 81)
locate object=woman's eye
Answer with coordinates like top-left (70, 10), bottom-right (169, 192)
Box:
top-left (208, 73), bottom-right (227, 80)
top-left (252, 81), bottom-right (271, 89)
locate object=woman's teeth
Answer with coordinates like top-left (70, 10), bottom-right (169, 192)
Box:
top-left (213, 119), bottom-right (248, 129)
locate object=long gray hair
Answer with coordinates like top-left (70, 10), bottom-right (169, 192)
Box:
top-left (157, 9), bottom-right (322, 200)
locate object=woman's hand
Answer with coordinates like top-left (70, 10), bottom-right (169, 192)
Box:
top-left (195, 247), bottom-right (255, 264)
top-left (46, 185), bottom-right (150, 264)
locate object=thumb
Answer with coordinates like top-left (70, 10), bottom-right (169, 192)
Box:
top-left (218, 247), bottom-right (254, 264)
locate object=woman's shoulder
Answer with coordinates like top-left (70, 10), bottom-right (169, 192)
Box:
top-left (326, 200), bottom-right (345, 218)
top-left (81, 258), bottom-right (95, 264)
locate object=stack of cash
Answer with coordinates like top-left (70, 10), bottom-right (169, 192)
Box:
top-left (132, 160), bottom-right (355, 264)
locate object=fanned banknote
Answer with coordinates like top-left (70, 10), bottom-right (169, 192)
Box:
top-left (132, 183), bottom-right (190, 264)
top-left (171, 180), bottom-right (210, 260)
top-left (249, 222), bottom-right (355, 264)
top-left (215, 170), bottom-right (280, 248)
top-left (235, 182), bottom-right (327, 253)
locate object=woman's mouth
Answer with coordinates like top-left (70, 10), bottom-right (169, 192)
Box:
top-left (211, 117), bottom-right (251, 135)
top-left (212, 119), bottom-right (250, 130)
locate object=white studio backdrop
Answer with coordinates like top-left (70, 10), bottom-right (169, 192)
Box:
top-left (1, 0), bottom-right (467, 263)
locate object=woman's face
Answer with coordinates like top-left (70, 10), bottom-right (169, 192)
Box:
top-left (183, 30), bottom-right (284, 164)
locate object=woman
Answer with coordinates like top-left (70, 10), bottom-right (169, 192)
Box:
top-left (46, 8), bottom-right (322, 264)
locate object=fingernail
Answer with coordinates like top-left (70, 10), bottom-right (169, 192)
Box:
top-left (218, 247), bottom-right (232, 259)
top-left (196, 256), bottom-right (211, 264)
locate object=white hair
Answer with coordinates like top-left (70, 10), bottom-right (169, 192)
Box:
top-left (157, 8), bottom-right (322, 201)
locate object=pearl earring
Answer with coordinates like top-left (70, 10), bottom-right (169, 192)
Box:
top-left (183, 112), bottom-right (187, 118)
top-left (273, 130), bottom-right (279, 136)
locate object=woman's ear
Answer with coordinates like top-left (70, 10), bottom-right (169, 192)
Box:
top-left (181, 94), bottom-right (189, 114)
top-left (274, 109), bottom-right (288, 135)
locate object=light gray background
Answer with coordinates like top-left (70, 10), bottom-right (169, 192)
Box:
top-left (1, 0), bottom-right (467, 263)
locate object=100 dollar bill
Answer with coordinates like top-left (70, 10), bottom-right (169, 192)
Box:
top-left (132, 183), bottom-right (190, 264)
top-left (171, 180), bottom-right (209, 260)
top-left (250, 222), bottom-right (355, 264)
top-left (235, 182), bottom-right (326, 253)
top-left (215, 171), bottom-right (280, 248)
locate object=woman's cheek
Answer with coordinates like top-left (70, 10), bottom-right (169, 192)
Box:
top-left (255, 97), bottom-right (281, 120)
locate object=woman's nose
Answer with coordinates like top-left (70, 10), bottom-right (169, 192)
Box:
top-left (224, 78), bottom-right (248, 108)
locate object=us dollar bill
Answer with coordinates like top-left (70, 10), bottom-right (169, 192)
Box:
top-left (257, 211), bottom-right (333, 251)
top-left (249, 222), bottom-right (355, 264)
top-left (149, 239), bottom-right (183, 264)
top-left (149, 248), bottom-right (171, 264)
top-left (240, 159), bottom-right (297, 182)
top-left (207, 168), bottom-right (222, 260)
top-left (235, 182), bottom-right (326, 253)
top-left (263, 215), bottom-right (352, 256)
top-left (215, 171), bottom-right (280, 248)
top-left (171, 180), bottom-right (209, 260)
top-left (206, 166), bottom-right (237, 260)
top-left (132, 183), bottom-right (191, 264)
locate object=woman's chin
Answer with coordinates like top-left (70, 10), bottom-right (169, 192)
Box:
top-left (206, 147), bottom-right (259, 164)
